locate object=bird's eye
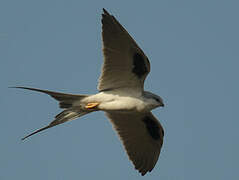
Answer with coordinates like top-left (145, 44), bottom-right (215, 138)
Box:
top-left (155, 98), bottom-right (160, 102)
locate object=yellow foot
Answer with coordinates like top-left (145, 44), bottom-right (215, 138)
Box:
top-left (85, 102), bottom-right (99, 109)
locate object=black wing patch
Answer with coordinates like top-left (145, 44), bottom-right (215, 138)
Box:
top-left (132, 53), bottom-right (148, 78)
top-left (142, 116), bottom-right (161, 140)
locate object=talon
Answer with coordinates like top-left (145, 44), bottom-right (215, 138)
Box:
top-left (85, 102), bottom-right (99, 109)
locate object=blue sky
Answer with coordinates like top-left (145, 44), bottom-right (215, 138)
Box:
top-left (1, 0), bottom-right (239, 179)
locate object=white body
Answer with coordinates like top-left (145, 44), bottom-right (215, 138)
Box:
top-left (78, 90), bottom-right (159, 113)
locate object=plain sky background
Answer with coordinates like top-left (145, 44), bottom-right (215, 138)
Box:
top-left (1, 0), bottom-right (239, 179)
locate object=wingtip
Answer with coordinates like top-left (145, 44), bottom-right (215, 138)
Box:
top-left (102, 8), bottom-right (108, 14)
top-left (102, 8), bottom-right (110, 16)
top-left (140, 170), bottom-right (147, 176)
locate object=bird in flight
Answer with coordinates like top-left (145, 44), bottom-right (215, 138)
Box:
top-left (14, 9), bottom-right (165, 176)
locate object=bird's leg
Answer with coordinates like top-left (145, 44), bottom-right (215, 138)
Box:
top-left (85, 102), bottom-right (99, 109)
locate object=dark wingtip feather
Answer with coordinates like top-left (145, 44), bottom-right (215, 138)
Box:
top-left (102, 8), bottom-right (110, 15)
top-left (141, 172), bottom-right (146, 176)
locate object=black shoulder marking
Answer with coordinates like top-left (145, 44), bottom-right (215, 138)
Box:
top-left (132, 53), bottom-right (148, 78)
top-left (142, 116), bottom-right (161, 140)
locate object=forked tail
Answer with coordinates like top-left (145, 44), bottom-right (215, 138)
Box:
top-left (21, 108), bottom-right (89, 140)
top-left (12, 87), bottom-right (90, 140)
top-left (12, 86), bottom-right (88, 108)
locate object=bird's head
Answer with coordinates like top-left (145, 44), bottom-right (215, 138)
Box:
top-left (143, 91), bottom-right (164, 109)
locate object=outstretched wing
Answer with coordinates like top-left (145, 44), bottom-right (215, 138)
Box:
top-left (98, 9), bottom-right (150, 92)
top-left (106, 112), bottom-right (164, 176)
